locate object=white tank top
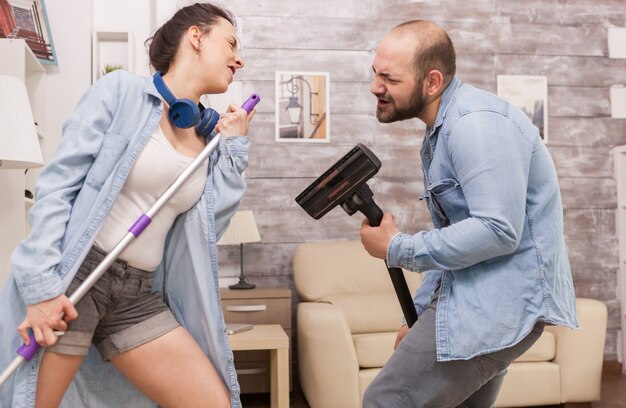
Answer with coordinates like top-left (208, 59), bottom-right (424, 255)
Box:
top-left (94, 126), bottom-right (208, 271)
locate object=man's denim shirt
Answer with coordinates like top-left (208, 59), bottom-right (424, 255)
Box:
top-left (388, 77), bottom-right (578, 361)
top-left (0, 71), bottom-right (247, 407)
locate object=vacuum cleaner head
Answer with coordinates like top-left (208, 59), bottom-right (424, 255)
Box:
top-left (295, 143), bottom-right (381, 220)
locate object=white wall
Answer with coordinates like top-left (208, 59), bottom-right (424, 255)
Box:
top-left (92, 0), bottom-right (180, 78)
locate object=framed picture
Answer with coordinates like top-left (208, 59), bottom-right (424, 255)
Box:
top-left (0, 0), bottom-right (57, 65)
top-left (275, 71), bottom-right (330, 142)
top-left (497, 75), bottom-right (548, 143)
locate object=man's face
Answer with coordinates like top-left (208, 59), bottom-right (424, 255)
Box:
top-left (371, 34), bottom-right (426, 123)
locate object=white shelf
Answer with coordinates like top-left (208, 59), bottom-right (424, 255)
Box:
top-left (0, 40), bottom-right (46, 284)
top-left (92, 29), bottom-right (134, 83)
top-left (25, 48), bottom-right (44, 74)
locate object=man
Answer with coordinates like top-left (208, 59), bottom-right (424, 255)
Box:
top-left (359, 20), bottom-right (578, 407)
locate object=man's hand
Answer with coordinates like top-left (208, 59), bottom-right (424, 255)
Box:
top-left (360, 213), bottom-right (400, 260)
top-left (17, 295), bottom-right (78, 347)
top-left (394, 324), bottom-right (409, 350)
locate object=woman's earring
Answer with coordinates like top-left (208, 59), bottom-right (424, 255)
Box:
top-left (195, 41), bottom-right (202, 55)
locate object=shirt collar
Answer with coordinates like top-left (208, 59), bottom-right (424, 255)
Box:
top-left (144, 73), bottom-right (162, 100)
top-left (430, 76), bottom-right (462, 131)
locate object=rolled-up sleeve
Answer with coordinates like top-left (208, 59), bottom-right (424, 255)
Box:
top-left (212, 136), bottom-right (250, 240)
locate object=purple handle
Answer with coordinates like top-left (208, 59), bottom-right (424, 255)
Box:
top-left (128, 214), bottom-right (152, 237)
top-left (16, 334), bottom-right (40, 361)
top-left (241, 93), bottom-right (260, 114)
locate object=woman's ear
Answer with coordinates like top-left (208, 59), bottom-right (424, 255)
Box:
top-left (424, 70), bottom-right (444, 97)
top-left (186, 25), bottom-right (202, 52)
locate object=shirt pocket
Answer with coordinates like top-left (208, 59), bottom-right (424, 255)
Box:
top-left (428, 178), bottom-right (469, 225)
top-left (85, 132), bottom-right (129, 190)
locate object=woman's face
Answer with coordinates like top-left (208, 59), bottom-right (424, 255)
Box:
top-left (198, 18), bottom-right (244, 94)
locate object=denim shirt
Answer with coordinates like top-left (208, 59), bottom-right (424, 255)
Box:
top-left (0, 71), bottom-right (247, 407)
top-left (387, 77), bottom-right (578, 361)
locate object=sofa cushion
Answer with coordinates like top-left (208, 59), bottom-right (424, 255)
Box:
top-left (514, 331), bottom-right (555, 362)
top-left (359, 368), bottom-right (382, 406)
top-left (495, 362), bottom-right (560, 407)
top-left (294, 240), bottom-right (421, 302)
top-left (353, 332), bottom-right (396, 368)
top-left (328, 293), bottom-right (406, 334)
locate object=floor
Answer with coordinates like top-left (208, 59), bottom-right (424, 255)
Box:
top-left (241, 369), bottom-right (626, 408)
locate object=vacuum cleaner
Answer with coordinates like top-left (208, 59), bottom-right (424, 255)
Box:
top-left (0, 93), bottom-right (261, 387)
top-left (295, 143), bottom-right (418, 327)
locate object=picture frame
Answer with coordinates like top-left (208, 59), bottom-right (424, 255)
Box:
top-left (0, 0), bottom-right (57, 65)
top-left (497, 75), bottom-right (548, 143)
top-left (275, 71), bottom-right (330, 142)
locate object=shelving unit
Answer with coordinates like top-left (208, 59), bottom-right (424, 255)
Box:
top-left (0, 39), bottom-right (46, 283)
top-left (92, 30), bottom-right (134, 83)
top-left (615, 145), bottom-right (626, 372)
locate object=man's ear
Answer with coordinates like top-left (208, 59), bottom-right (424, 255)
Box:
top-left (424, 70), bottom-right (444, 97)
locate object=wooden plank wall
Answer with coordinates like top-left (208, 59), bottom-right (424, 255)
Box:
top-left (212, 0), bottom-right (626, 360)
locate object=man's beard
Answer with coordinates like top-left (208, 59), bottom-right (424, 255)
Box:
top-left (376, 85), bottom-right (427, 123)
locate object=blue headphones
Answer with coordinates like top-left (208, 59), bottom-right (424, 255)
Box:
top-left (152, 71), bottom-right (220, 138)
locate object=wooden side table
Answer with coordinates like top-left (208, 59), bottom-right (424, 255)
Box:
top-left (228, 325), bottom-right (289, 408)
top-left (220, 287), bottom-right (292, 393)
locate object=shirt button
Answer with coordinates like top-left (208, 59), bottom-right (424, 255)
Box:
top-left (424, 153), bottom-right (430, 159)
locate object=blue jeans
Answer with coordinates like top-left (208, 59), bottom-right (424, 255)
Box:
top-left (362, 293), bottom-right (545, 408)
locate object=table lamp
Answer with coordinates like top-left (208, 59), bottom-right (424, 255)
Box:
top-left (218, 210), bottom-right (261, 289)
top-left (0, 75), bottom-right (44, 169)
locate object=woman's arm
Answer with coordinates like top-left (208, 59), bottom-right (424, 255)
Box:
top-left (11, 72), bottom-right (120, 305)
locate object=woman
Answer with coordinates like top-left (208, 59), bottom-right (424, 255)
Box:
top-left (0, 3), bottom-right (253, 407)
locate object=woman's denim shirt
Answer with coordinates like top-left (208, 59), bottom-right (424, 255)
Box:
top-left (388, 77), bottom-right (578, 361)
top-left (0, 71), bottom-right (247, 407)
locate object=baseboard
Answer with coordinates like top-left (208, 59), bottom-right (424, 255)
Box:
top-left (603, 360), bottom-right (623, 375)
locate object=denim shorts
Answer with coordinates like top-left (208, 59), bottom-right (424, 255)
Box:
top-left (47, 246), bottom-right (180, 361)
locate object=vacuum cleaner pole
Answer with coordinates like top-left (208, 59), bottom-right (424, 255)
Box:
top-left (0, 94), bottom-right (261, 388)
top-left (295, 144), bottom-right (418, 329)
top-left (341, 183), bottom-right (418, 328)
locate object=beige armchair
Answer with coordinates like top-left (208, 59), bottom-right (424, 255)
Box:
top-left (496, 297), bottom-right (607, 407)
top-left (294, 240), bottom-right (608, 408)
top-left (294, 240), bottom-right (421, 408)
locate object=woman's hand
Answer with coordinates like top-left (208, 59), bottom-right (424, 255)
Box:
top-left (215, 103), bottom-right (256, 137)
top-left (17, 295), bottom-right (78, 347)
top-left (394, 324), bottom-right (410, 350)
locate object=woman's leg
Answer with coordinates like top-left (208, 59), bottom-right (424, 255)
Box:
top-left (35, 351), bottom-right (84, 408)
top-left (110, 326), bottom-right (231, 408)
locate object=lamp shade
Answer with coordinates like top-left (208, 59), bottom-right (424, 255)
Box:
top-left (0, 75), bottom-right (44, 169)
top-left (217, 210), bottom-right (261, 245)
top-left (286, 96), bottom-right (302, 124)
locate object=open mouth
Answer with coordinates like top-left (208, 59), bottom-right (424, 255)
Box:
top-left (228, 66), bottom-right (236, 76)
top-left (377, 99), bottom-right (391, 107)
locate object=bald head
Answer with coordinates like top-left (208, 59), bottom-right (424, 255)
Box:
top-left (387, 20), bottom-right (456, 86)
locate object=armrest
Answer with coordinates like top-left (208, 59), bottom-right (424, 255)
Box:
top-left (547, 298), bottom-right (607, 403)
top-left (297, 302), bottom-right (360, 408)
